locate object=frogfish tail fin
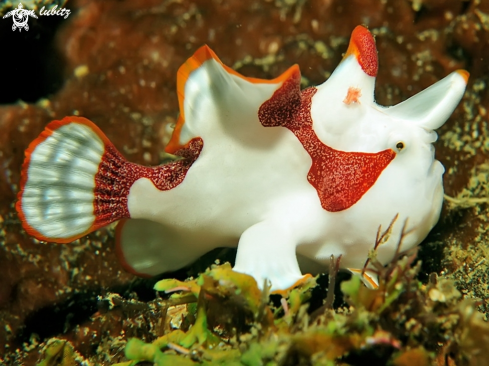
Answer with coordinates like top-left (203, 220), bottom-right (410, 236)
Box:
top-left (16, 116), bottom-right (132, 243)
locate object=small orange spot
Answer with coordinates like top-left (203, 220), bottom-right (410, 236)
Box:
top-left (343, 87), bottom-right (362, 105)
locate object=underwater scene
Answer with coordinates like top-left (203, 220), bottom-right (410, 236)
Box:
top-left (1, 0), bottom-right (489, 365)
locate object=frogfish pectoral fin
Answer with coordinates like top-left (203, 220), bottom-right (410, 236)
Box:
top-left (233, 221), bottom-right (305, 292)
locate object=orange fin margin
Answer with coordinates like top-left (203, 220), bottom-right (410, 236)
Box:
top-left (166, 45), bottom-right (300, 153)
top-left (16, 116), bottom-right (114, 243)
top-left (348, 268), bottom-right (379, 289)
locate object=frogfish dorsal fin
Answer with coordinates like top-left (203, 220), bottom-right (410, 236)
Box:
top-left (166, 44), bottom-right (301, 153)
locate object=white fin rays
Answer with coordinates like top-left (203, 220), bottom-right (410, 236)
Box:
top-left (18, 119), bottom-right (105, 242)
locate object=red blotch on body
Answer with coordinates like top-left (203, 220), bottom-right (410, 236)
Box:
top-left (258, 69), bottom-right (395, 212)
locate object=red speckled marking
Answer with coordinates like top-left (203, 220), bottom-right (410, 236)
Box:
top-left (16, 116), bottom-right (202, 244)
top-left (258, 69), bottom-right (395, 212)
top-left (167, 44), bottom-right (300, 153)
top-left (93, 138), bottom-right (203, 227)
top-left (344, 25), bottom-right (378, 77)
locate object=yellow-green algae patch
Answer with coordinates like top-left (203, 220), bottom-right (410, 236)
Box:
top-left (98, 254), bottom-right (489, 366)
top-left (36, 338), bottom-right (83, 366)
top-left (442, 162), bottom-right (489, 317)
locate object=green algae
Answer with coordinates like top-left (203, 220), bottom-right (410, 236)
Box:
top-left (110, 247), bottom-right (489, 366)
top-left (36, 339), bottom-right (77, 366)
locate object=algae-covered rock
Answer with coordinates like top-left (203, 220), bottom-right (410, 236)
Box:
top-left (2, 0), bottom-right (489, 365)
top-left (36, 339), bottom-right (80, 366)
top-left (115, 252), bottom-right (489, 366)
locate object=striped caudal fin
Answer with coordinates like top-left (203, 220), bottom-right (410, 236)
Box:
top-left (17, 116), bottom-right (203, 244)
top-left (16, 116), bottom-right (132, 243)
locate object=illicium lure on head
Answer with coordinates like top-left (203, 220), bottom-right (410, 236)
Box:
top-left (16, 26), bottom-right (468, 292)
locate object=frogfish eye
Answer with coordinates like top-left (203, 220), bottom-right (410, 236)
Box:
top-left (396, 142), bottom-right (405, 151)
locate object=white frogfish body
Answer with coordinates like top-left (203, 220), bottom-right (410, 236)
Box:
top-left (17, 26), bottom-right (468, 291)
